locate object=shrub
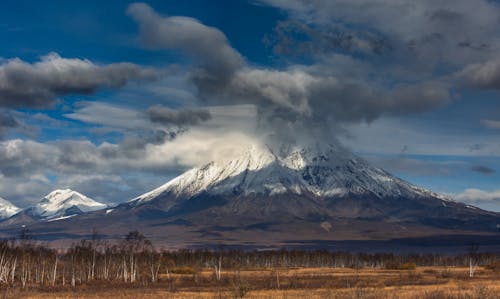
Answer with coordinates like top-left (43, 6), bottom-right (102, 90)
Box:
top-left (400, 262), bottom-right (417, 270)
top-left (384, 261), bottom-right (417, 270)
top-left (423, 269), bottom-right (438, 274)
top-left (170, 267), bottom-right (196, 274)
top-left (231, 281), bottom-right (250, 298)
top-left (484, 261), bottom-right (500, 272)
top-left (438, 268), bottom-right (452, 278)
top-left (384, 261), bottom-right (400, 270)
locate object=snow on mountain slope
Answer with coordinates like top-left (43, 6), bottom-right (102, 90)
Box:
top-left (30, 189), bottom-right (107, 220)
top-left (131, 141), bottom-right (449, 206)
top-left (0, 197), bottom-right (21, 219)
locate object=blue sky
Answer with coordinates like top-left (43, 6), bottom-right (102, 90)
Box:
top-left (0, 1), bottom-right (281, 65)
top-left (1, 0), bottom-right (500, 211)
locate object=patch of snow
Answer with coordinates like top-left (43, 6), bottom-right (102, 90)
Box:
top-left (465, 205), bottom-right (478, 210)
top-left (47, 214), bottom-right (76, 222)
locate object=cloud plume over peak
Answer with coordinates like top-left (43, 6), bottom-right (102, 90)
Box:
top-left (126, 2), bottom-right (455, 137)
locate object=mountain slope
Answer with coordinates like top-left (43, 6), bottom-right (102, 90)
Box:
top-left (0, 197), bottom-right (20, 219)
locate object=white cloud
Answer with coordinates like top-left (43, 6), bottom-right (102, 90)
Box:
top-left (455, 188), bottom-right (500, 202)
top-left (454, 188), bottom-right (500, 212)
top-left (481, 119), bottom-right (500, 129)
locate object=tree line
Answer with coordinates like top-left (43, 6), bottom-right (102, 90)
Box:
top-left (0, 229), bottom-right (497, 288)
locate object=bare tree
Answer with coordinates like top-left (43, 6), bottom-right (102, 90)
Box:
top-left (467, 243), bottom-right (480, 278)
top-left (122, 231), bottom-right (150, 283)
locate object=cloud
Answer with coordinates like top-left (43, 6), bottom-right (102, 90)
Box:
top-left (260, 0), bottom-right (500, 96)
top-left (64, 101), bottom-right (152, 130)
top-left (127, 2), bottom-right (243, 82)
top-left (307, 77), bottom-right (450, 123)
top-left (339, 117), bottom-right (500, 157)
top-left (221, 68), bottom-right (313, 116)
top-left (0, 52), bottom-right (157, 109)
top-left (470, 165), bottom-right (495, 175)
top-left (453, 188), bottom-right (500, 212)
top-left (148, 105), bottom-right (211, 126)
top-left (456, 189), bottom-right (500, 202)
top-left (126, 3), bottom-right (453, 135)
top-left (458, 59), bottom-right (500, 89)
top-left (481, 119), bottom-right (500, 129)
top-left (0, 110), bottom-right (19, 137)
top-left (364, 154), bottom-right (455, 176)
top-left (0, 174), bottom-right (52, 207)
top-left (227, 69), bottom-right (450, 123)
top-left (265, 19), bottom-right (393, 58)
top-left (259, 0), bottom-right (500, 65)
top-left (0, 104), bottom-right (261, 206)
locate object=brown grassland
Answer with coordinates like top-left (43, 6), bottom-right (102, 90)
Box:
top-left (3, 266), bottom-right (500, 299)
top-left (0, 230), bottom-right (498, 298)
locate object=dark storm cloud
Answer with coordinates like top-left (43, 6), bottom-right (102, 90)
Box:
top-left (470, 165), bottom-right (495, 175)
top-left (306, 78), bottom-right (450, 123)
top-left (127, 2), bottom-right (454, 128)
top-left (265, 19), bottom-right (393, 58)
top-left (0, 53), bottom-right (157, 109)
top-left (148, 105), bottom-right (211, 126)
top-left (260, 0), bottom-right (500, 87)
top-left (127, 3), bottom-right (243, 83)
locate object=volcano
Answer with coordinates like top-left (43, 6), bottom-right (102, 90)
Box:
top-left (3, 142), bottom-right (499, 251)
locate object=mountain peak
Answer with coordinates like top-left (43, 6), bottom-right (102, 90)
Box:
top-left (32, 189), bottom-right (107, 220)
top-left (43, 189), bottom-right (84, 203)
top-left (0, 197), bottom-right (21, 219)
top-left (131, 142), bottom-right (448, 206)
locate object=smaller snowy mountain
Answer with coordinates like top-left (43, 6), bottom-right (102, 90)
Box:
top-left (0, 197), bottom-right (21, 219)
top-left (26, 189), bottom-right (107, 220)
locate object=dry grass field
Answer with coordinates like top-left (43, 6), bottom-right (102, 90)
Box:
top-left (3, 266), bottom-right (499, 299)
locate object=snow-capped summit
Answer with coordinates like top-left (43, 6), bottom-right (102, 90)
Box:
top-left (131, 141), bottom-right (447, 205)
top-left (0, 197), bottom-right (21, 219)
top-left (29, 189), bottom-right (107, 220)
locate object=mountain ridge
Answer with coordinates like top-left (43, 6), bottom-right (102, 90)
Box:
top-left (0, 142), bottom-right (498, 250)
